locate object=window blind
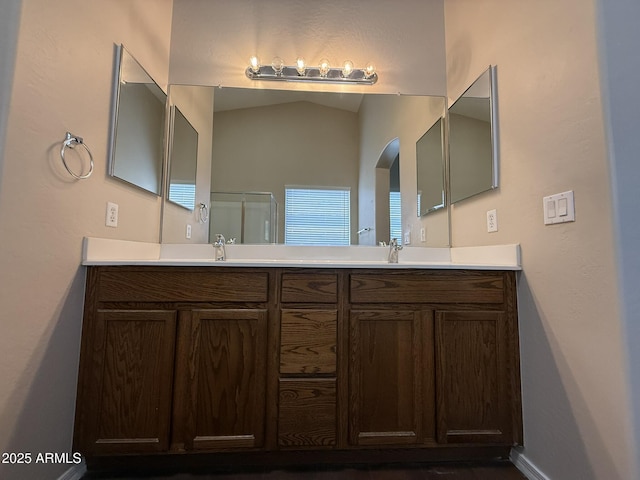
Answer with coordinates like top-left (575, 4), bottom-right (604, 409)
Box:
top-left (169, 183), bottom-right (196, 209)
top-left (285, 187), bottom-right (351, 246)
top-left (390, 191), bottom-right (402, 244)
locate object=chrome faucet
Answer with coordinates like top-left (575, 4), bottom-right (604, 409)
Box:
top-left (388, 238), bottom-right (403, 263)
top-left (213, 234), bottom-right (226, 261)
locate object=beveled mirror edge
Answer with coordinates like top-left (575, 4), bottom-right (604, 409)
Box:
top-left (489, 65), bottom-right (499, 189)
top-left (107, 44), bottom-right (124, 179)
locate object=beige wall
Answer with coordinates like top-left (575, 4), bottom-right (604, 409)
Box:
top-left (211, 101), bottom-right (359, 242)
top-left (169, 0), bottom-right (446, 96)
top-left (0, 0), bottom-right (173, 478)
top-left (445, 1), bottom-right (634, 479)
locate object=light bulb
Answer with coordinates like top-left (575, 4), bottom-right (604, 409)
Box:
top-left (295, 57), bottom-right (306, 75)
top-left (341, 60), bottom-right (354, 78)
top-left (249, 56), bottom-right (261, 74)
top-left (271, 56), bottom-right (284, 75)
top-left (364, 62), bottom-right (376, 79)
top-left (319, 58), bottom-right (331, 77)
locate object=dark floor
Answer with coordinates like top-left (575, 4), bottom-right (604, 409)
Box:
top-left (81, 462), bottom-right (527, 480)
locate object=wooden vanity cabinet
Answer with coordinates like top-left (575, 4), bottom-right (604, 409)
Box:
top-left (348, 270), bottom-right (521, 449)
top-left (74, 266), bottom-right (521, 466)
top-left (73, 308), bottom-right (178, 455)
top-left (73, 267), bottom-right (271, 456)
top-left (278, 272), bottom-right (339, 448)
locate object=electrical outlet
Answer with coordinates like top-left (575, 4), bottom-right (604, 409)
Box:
top-left (487, 209), bottom-right (498, 233)
top-left (106, 202), bottom-right (118, 227)
top-left (186, 224), bottom-right (192, 239)
top-left (420, 227), bottom-right (426, 242)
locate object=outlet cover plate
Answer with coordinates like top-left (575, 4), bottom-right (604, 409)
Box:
top-left (487, 209), bottom-right (498, 233)
top-left (106, 202), bottom-right (118, 228)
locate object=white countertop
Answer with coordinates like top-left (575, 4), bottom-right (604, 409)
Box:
top-left (82, 237), bottom-right (521, 270)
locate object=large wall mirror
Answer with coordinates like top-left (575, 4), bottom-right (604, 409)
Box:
top-left (160, 86), bottom-right (448, 246)
top-left (108, 45), bottom-right (167, 195)
top-left (449, 65), bottom-right (498, 203)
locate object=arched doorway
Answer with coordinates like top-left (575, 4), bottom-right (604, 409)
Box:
top-left (375, 138), bottom-right (399, 245)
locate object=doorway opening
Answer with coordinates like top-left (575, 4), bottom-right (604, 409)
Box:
top-left (375, 138), bottom-right (400, 245)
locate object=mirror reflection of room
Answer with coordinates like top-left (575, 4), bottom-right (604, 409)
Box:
top-left (109, 45), bottom-right (166, 195)
top-left (167, 106), bottom-right (198, 211)
top-left (448, 66), bottom-right (498, 204)
top-left (207, 87), bottom-right (447, 246)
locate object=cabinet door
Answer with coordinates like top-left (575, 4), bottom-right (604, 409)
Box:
top-left (77, 309), bottom-right (177, 455)
top-left (348, 309), bottom-right (425, 446)
top-left (183, 309), bottom-right (268, 451)
top-left (435, 311), bottom-right (512, 444)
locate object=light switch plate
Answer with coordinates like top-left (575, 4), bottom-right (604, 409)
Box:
top-left (543, 190), bottom-right (575, 225)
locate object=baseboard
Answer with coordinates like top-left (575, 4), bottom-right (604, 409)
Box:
top-left (57, 461), bottom-right (86, 480)
top-left (510, 449), bottom-right (551, 480)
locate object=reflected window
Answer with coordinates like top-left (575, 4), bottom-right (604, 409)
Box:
top-left (168, 183), bottom-right (196, 210)
top-left (285, 187), bottom-right (351, 246)
top-left (390, 191), bottom-right (402, 245)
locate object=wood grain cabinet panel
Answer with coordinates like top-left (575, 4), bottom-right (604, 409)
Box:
top-left (280, 309), bottom-right (337, 375)
top-left (98, 268), bottom-right (268, 303)
top-left (435, 311), bottom-right (512, 444)
top-left (281, 273), bottom-right (337, 303)
top-left (348, 309), bottom-right (424, 446)
top-left (350, 271), bottom-right (505, 304)
top-left (278, 379), bottom-right (337, 447)
top-left (76, 309), bottom-right (177, 455)
top-left (182, 309), bottom-right (268, 451)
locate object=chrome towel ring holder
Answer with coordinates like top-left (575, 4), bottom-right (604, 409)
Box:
top-left (60, 132), bottom-right (94, 179)
top-left (198, 202), bottom-right (209, 223)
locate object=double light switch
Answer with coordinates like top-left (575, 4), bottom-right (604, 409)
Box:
top-left (543, 190), bottom-right (575, 225)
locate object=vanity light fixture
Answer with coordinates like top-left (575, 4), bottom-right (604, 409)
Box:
top-left (246, 55), bottom-right (378, 84)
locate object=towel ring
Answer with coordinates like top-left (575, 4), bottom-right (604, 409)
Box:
top-left (198, 202), bottom-right (209, 223)
top-left (60, 132), bottom-right (94, 179)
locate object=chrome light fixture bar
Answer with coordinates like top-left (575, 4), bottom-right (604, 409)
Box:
top-left (246, 56), bottom-right (378, 85)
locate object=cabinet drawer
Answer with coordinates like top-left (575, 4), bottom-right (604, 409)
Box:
top-left (350, 271), bottom-right (505, 304)
top-left (96, 268), bottom-right (268, 303)
top-left (280, 309), bottom-right (336, 374)
top-left (281, 273), bottom-right (337, 303)
top-left (278, 378), bottom-right (336, 447)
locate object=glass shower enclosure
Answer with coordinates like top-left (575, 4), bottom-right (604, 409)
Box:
top-left (209, 192), bottom-right (278, 244)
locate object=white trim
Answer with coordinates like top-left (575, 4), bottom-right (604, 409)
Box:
top-left (510, 449), bottom-right (551, 480)
top-left (56, 461), bottom-right (86, 480)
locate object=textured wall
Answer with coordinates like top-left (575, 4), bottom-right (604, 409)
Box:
top-left (169, 0), bottom-right (446, 95)
top-left (0, 1), bottom-right (173, 478)
top-left (445, 1), bottom-right (633, 479)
